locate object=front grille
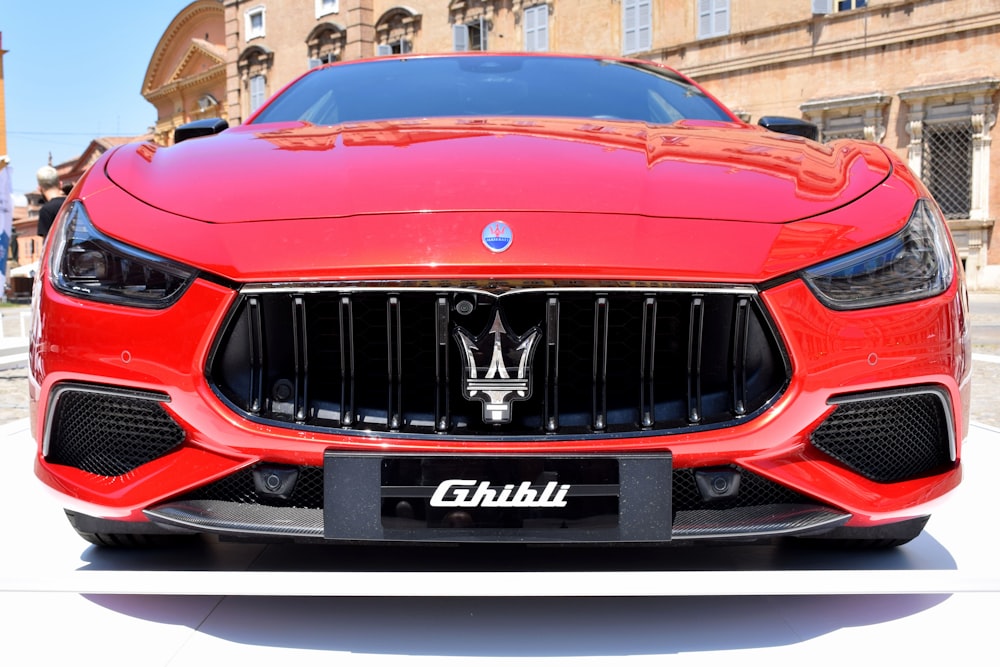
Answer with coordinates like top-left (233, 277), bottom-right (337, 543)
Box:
top-left (208, 284), bottom-right (789, 438)
top-left (45, 384), bottom-right (185, 476)
top-left (809, 386), bottom-right (955, 483)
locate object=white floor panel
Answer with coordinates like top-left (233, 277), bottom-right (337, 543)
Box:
top-left (2, 418), bottom-right (998, 665)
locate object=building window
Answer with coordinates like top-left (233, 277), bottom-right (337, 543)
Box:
top-left (376, 7), bottom-right (421, 56)
top-left (454, 17), bottom-right (488, 52)
top-left (246, 6), bottom-right (266, 40)
top-left (922, 120), bottom-right (974, 220)
top-left (524, 5), bottom-right (548, 52)
top-left (238, 44), bottom-right (273, 122)
top-left (249, 74), bottom-right (267, 113)
top-left (837, 0), bottom-right (867, 10)
top-left (316, 0), bottom-right (338, 19)
top-left (800, 93), bottom-right (889, 144)
top-left (901, 78), bottom-right (1000, 284)
top-left (697, 0), bottom-right (729, 39)
top-left (307, 24), bottom-right (345, 68)
top-left (622, 0), bottom-right (651, 55)
top-left (376, 40), bottom-right (412, 55)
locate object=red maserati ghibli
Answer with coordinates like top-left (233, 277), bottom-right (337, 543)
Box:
top-left (30, 54), bottom-right (969, 549)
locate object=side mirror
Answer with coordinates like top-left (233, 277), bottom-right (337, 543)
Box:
top-left (174, 118), bottom-right (229, 144)
top-left (757, 116), bottom-right (819, 142)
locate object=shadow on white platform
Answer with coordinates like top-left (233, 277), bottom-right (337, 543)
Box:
top-left (2, 418), bottom-right (998, 665)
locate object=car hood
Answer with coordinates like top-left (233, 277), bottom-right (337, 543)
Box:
top-left (105, 118), bottom-right (891, 225)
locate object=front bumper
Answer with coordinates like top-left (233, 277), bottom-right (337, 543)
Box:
top-left (30, 274), bottom-right (967, 543)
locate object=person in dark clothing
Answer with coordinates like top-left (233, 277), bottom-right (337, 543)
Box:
top-left (36, 165), bottom-right (66, 238)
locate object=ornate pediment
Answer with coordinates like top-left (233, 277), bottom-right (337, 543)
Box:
top-left (168, 39), bottom-right (226, 86)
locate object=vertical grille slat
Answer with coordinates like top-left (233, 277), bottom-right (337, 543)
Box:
top-left (640, 296), bottom-right (657, 429)
top-left (687, 296), bottom-right (704, 424)
top-left (292, 296), bottom-right (308, 422)
top-left (339, 296), bottom-right (356, 427)
top-left (592, 296), bottom-right (610, 432)
top-left (212, 286), bottom-right (788, 438)
top-left (247, 296), bottom-right (264, 414)
top-left (434, 297), bottom-right (451, 433)
top-left (386, 296), bottom-right (402, 431)
top-left (544, 296), bottom-right (560, 433)
top-left (732, 297), bottom-right (750, 417)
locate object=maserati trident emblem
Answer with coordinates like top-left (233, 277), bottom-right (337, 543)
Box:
top-left (454, 309), bottom-right (541, 424)
top-left (482, 221), bottom-right (513, 252)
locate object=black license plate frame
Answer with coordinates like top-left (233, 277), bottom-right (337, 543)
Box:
top-left (323, 452), bottom-right (672, 543)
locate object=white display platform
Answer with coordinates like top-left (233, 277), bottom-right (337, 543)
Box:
top-left (2, 417), bottom-right (998, 665)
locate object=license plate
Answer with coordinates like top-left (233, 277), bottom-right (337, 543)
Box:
top-left (323, 453), bottom-right (672, 543)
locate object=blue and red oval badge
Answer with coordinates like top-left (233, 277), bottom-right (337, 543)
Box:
top-left (482, 221), bottom-right (513, 253)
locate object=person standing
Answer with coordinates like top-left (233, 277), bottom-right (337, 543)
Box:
top-left (36, 164), bottom-right (65, 239)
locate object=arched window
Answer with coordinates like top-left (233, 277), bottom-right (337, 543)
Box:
top-left (306, 23), bottom-right (346, 67)
top-left (238, 45), bottom-right (274, 115)
top-left (375, 7), bottom-right (421, 55)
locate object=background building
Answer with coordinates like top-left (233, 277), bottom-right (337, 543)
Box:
top-left (143, 0), bottom-right (228, 146)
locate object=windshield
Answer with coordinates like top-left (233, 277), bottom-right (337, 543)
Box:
top-left (251, 55), bottom-right (734, 126)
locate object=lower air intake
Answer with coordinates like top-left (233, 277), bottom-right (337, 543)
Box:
top-left (809, 386), bottom-right (955, 483)
top-left (44, 384), bottom-right (185, 476)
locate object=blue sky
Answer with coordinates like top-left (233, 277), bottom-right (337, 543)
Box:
top-left (2, 1), bottom-right (194, 197)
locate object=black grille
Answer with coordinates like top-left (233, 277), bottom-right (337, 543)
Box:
top-left (672, 466), bottom-right (812, 512)
top-left (209, 285), bottom-right (788, 438)
top-left (186, 466), bottom-right (325, 508)
top-left (810, 387), bottom-right (954, 483)
top-left (45, 385), bottom-right (185, 476)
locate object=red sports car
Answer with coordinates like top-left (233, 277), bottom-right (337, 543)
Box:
top-left (30, 54), bottom-right (969, 549)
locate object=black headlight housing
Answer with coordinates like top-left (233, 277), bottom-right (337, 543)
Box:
top-left (48, 201), bottom-right (196, 308)
top-left (802, 199), bottom-right (955, 310)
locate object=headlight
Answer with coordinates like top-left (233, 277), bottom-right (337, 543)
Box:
top-left (49, 201), bottom-right (195, 308)
top-left (802, 199), bottom-right (954, 310)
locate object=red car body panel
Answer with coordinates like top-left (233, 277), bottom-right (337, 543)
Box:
top-left (30, 54), bottom-right (969, 546)
top-left (104, 119), bottom-right (890, 225)
top-left (79, 138), bottom-right (910, 285)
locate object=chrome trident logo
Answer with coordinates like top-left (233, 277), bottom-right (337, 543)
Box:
top-left (454, 309), bottom-right (541, 424)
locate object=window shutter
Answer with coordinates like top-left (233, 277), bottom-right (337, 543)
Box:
top-left (525, 5), bottom-right (548, 52)
top-left (249, 75), bottom-right (266, 113)
top-left (637, 0), bottom-right (651, 51)
top-left (453, 23), bottom-right (469, 52)
top-left (699, 0), bottom-right (730, 38)
top-left (812, 0), bottom-right (834, 14)
top-left (623, 0), bottom-right (638, 54)
top-left (376, 44), bottom-right (393, 56)
top-left (624, 0), bottom-right (651, 54)
top-left (698, 0), bottom-right (712, 38)
top-left (400, 40), bottom-right (412, 54)
top-left (714, 1), bottom-right (730, 36)
top-left (479, 16), bottom-right (488, 51)
top-left (308, 57), bottom-right (322, 69)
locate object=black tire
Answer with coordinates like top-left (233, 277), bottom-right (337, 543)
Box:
top-left (791, 516), bottom-right (929, 549)
top-left (65, 510), bottom-right (197, 548)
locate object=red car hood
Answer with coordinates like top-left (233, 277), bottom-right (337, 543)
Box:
top-left (105, 118), bottom-right (891, 225)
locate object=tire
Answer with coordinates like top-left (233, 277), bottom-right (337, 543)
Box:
top-left (65, 510), bottom-right (197, 548)
top-left (791, 516), bottom-right (929, 549)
